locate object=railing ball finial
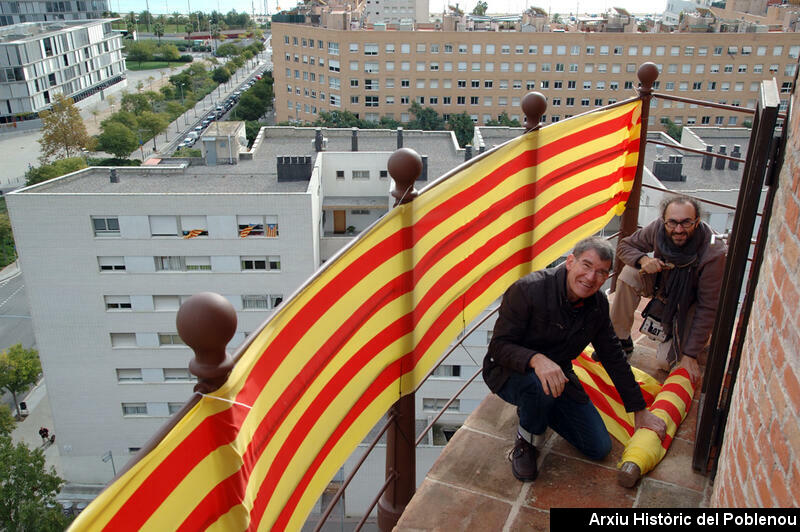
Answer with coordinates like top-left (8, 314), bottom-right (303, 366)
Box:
top-left (637, 62), bottom-right (660, 95)
top-left (177, 292), bottom-right (237, 394)
top-left (388, 147), bottom-right (422, 206)
top-left (521, 91), bottom-right (547, 131)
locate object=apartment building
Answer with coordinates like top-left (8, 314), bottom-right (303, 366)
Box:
top-left (364, 0), bottom-right (430, 25)
top-left (0, 0), bottom-right (109, 26)
top-left (0, 18), bottom-right (125, 123)
top-left (7, 124), bottom-right (492, 491)
top-left (272, 22), bottom-right (799, 129)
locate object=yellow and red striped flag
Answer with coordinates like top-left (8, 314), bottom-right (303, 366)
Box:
top-left (239, 225), bottom-right (255, 238)
top-left (573, 352), bottom-right (694, 472)
top-left (183, 229), bottom-right (204, 239)
top-left (71, 101), bottom-right (642, 531)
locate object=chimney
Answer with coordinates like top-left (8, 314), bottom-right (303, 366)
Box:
top-left (729, 145), bottom-right (741, 170)
top-left (351, 127), bottom-right (358, 152)
top-left (701, 145), bottom-right (714, 170)
top-left (421, 155), bottom-right (428, 181)
top-left (314, 128), bottom-right (323, 152)
top-left (109, 168), bottom-right (119, 183)
top-left (465, 144), bottom-right (472, 161)
top-left (479, 145), bottom-right (486, 154)
top-left (715, 145), bottom-right (727, 170)
top-left (396, 127), bottom-right (403, 149)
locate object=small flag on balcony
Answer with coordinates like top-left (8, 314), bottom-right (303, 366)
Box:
top-left (239, 225), bottom-right (254, 238)
top-left (265, 224), bottom-right (279, 237)
top-left (183, 229), bottom-right (204, 239)
top-left (71, 100), bottom-right (643, 531)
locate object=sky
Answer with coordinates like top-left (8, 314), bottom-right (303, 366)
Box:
top-left (112, 0), bottom-right (669, 17)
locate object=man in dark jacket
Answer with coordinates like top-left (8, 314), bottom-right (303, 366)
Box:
top-left (610, 196), bottom-right (727, 383)
top-left (483, 237), bottom-right (666, 482)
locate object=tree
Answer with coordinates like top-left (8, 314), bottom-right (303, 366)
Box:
top-left (37, 94), bottom-right (90, 163)
top-left (0, 345), bottom-right (41, 419)
top-left (235, 92), bottom-right (267, 121)
top-left (212, 66), bottom-right (231, 84)
top-left (215, 42), bottom-right (240, 57)
top-left (137, 111), bottom-right (169, 151)
top-left (447, 112), bottom-right (475, 147)
top-left (486, 112), bottom-right (522, 127)
top-left (120, 92), bottom-right (152, 114)
top-left (661, 117), bottom-right (683, 141)
top-left (0, 437), bottom-right (70, 530)
top-left (157, 43), bottom-right (180, 63)
top-left (25, 158), bottom-right (87, 186)
top-left (153, 22), bottom-right (165, 43)
top-left (472, 1), bottom-right (488, 15)
top-left (407, 101), bottom-right (446, 130)
top-left (0, 405), bottom-right (14, 437)
top-left (125, 40), bottom-right (155, 67)
top-left (96, 122), bottom-right (139, 158)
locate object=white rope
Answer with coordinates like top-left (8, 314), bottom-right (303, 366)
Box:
top-left (194, 392), bottom-right (253, 410)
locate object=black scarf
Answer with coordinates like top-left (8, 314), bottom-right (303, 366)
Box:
top-left (656, 222), bottom-right (709, 363)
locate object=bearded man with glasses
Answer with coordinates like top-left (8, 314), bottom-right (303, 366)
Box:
top-left (609, 196), bottom-right (727, 383)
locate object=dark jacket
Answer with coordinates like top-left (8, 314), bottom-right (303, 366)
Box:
top-left (483, 265), bottom-right (646, 412)
top-left (617, 219), bottom-right (727, 358)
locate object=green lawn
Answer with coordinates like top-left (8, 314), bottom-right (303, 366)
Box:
top-left (125, 60), bottom-right (178, 71)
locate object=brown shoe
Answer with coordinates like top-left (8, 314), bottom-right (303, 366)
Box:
top-left (509, 435), bottom-right (539, 482)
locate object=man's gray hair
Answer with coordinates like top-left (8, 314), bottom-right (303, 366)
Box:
top-left (572, 236), bottom-right (614, 267)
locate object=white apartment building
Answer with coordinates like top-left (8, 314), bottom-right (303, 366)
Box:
top-left (662, 0), bottom-right (713, 25)
top-left (365, 0), bottom-right (429, 24)
top-left (0, 0), bottom-right (109, 26)
top-left (7, 124), bottom-right (495, 510)
top-left (0, 18), bottom-right (125, 123)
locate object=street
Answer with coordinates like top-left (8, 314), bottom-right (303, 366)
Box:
top-left (0, 270), bottom-right (33, 351)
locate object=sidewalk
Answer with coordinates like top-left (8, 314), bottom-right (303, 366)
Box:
top-left (10, 379), bottom-right (62, 478)
top-left (0, 260), bottom-right (19, 283)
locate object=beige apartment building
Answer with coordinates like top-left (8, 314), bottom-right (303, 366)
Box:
top-left (272, 23), bottom-right (799, 129)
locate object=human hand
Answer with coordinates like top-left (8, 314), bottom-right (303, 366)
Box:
top-left (530, 353), bottom-right (568, 397)
top-left (634, 409), bottom-right (667, 440)
top-left (639, 256), bottom-right (665, 275)
top-left (678, 356), bottom-right (702, 384)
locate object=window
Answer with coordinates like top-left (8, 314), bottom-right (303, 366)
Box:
top-left (328, 42), bottom-right (339, 55)
top-left (349, 43), bottom-right (358, 53)
top-left (105, 296), bottom-right (131, 310)
top-left (352, 170), bottom-right (370, 179)
top-left (149, 215), bottom-right (178, 236)
top-left (110, 333), bottom-right (136, 348)
top-left (470, 96), bottom-right (479, 105)
top-left (158, 333), bottom-right (184, 346)
top-left (180, 216), bottom-right (207, 238)
top-left (328, 59), bottom-right (340, 72)
top-left (164, 368), bottom-right (195, 381)
top-left (241, 256), bottom-right (280, 271)
top-left (153, 295), bottom-right (188, 311)
top-left (168, 403), bottom-right (183, 415)
top-left (364, 43), bottom-right (378, 56)
top-left (385, 43), bottom-right (395, 53)
top-left (238, 215), bottom-right (279, 237)
top-left (117, 369), bottom-right (142, 382)
top-left (242, 294), bottom-right (283, 310)
top-left (422, 398), bottom-right (460, 412)
top-left (365, 79), bottom-right (379, 91)
top-left (365, 95), bottom-right (379, 107)
top-left (432, 365), bottom-right (462, 378)
top-left (99, 256), bottom-right (125, 272)
top-left (92, 216), bottom-right (119, 236)
top-left (154, 256), bottom-right (203, 272)
top-left (122, 403), bottom-right (147, 416)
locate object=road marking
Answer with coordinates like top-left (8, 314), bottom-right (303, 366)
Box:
top-left (0, 270), bottom-right (22, 286)
top-left (0, 283), bottom-right (24, 310)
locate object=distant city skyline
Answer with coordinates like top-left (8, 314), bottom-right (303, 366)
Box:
top-left (112, 0), bottom-right (669, 16)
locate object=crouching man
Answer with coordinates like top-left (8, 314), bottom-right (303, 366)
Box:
top-left (482, 237), bottom-right (666, 481)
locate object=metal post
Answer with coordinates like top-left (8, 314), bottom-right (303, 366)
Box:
top-left (612, 62), bottom-right (659, 290)
top-left (377, 148), bottom-right (422, 532)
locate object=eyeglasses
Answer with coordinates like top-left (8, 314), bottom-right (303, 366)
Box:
top-left (664, 218), bottom-right (697, 230)
top-left (577, 259), bottom-right (610, 280)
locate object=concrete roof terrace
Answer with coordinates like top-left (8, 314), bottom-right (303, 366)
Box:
top-left (253, 126), bottom-right (466, 184)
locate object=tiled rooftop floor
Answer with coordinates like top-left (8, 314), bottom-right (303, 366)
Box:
top-left (396, 299), bottom-right (712, 531)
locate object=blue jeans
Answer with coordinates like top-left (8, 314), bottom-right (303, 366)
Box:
top-left (496, 369), bottom-right (611, 460)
